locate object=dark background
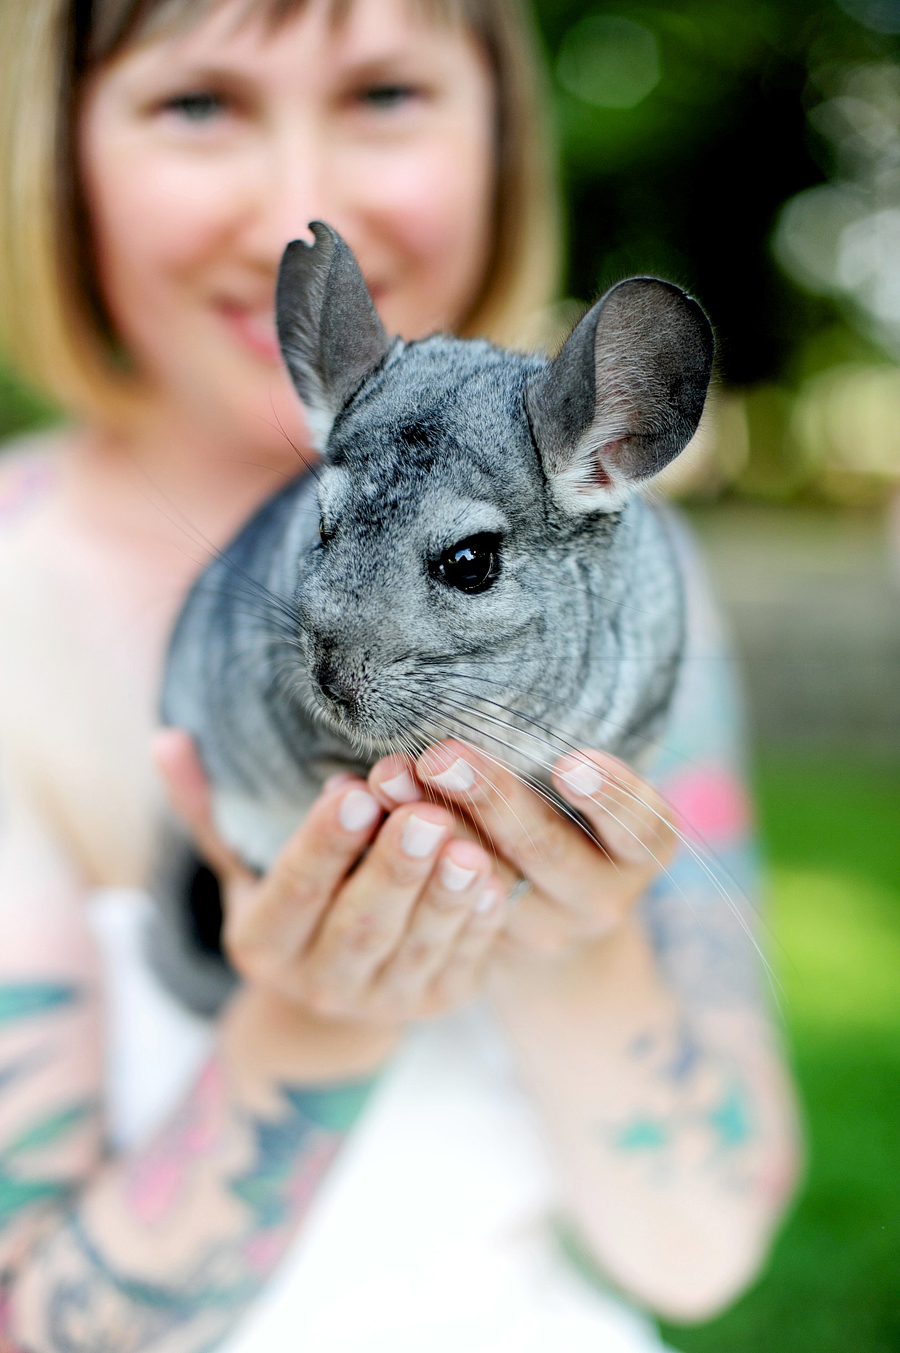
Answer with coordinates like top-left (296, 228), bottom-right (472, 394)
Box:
top-left (533, 0), bottom-right (890, 387)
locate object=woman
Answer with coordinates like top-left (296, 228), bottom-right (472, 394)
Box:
top-left (0, 0), bottom-right (799, 1348)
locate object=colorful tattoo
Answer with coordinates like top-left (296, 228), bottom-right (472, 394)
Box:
top-left (126, 1062), bottom-right (225, 1226)
top-left (0, 987), bottom-right (79, 1031)
top-left (0, 1100), bottom-right (98, 1229)
top-left (33, 1066), bottom-right (375, 1353)
top-left (0, 986), bottom-right (96, 1234)
top-left (607, 1023), bottom-right (755, 1188)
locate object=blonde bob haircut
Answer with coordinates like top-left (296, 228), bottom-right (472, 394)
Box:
top-left (0, 0), bottom-right (560, 424)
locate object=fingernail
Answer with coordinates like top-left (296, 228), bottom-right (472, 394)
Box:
top-left (429, 758), bottom-right (476, 792)
top-left (561, 761), bottom-right (604, 798)
top-left (439, 857), bottom-right (478, 893)
top-left (338, 789), bottom-right (381, 832)
top-left (474, 885), bottom-right (502, 914)
top-left (401, 815), bottom-right (447, 858)
top-left (323, 772), bottom-right (355, 793)
top-left (381, 769), bottom-right (420, 803)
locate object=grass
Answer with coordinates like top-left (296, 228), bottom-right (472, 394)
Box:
top-left (659, 754), bottom-right (900, 1353)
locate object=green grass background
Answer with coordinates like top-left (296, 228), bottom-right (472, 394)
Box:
top-left (660, 756), bottom-right (900, 1353)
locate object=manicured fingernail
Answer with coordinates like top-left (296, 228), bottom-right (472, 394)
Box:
top-left (401, 815), bottom-right (446, 858)
top-left (474, 885), bottom-right (502, 914)
top-left (381, 769), bottom-right (420, 803)
top-left (339, 789), bottom-right (380, 832)
top-left (429, 758), bottom-right (476, 792)
top-left (439, 857), bottom-right (478, 892)
top-left (562, 761), bottom-right (604, 797)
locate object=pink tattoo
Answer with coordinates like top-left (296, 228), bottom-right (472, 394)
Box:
top-left (126, 1060), bottom-right (226, 1224)
top-left (662, 764), bottom-right (751, 846)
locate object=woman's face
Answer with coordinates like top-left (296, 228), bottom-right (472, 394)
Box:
top-left (79, 0), bottom-right (496, 454)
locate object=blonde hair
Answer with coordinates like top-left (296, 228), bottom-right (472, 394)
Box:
top-left (0, 0), bottom-right (560, 424)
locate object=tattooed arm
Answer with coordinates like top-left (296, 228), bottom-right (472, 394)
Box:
top-left (0, 783), bottom-right (106, 1278)
top-left (4, 990), bottom-right (384, 1353)
top-left (484, 549), bottom-right (800, 1322)
top-left (489, 910), bottom-right (798, 1323)
top-left (0, 985), bottom-right (385, 1353)
top-left (0, 792), bottom-right (388, 1353)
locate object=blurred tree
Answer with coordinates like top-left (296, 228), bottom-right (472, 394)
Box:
top-left (531, 0), bottom-right (898, 386)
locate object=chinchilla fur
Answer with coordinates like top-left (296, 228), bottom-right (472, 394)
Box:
top-left (160, 222), bottom-right (714, 890)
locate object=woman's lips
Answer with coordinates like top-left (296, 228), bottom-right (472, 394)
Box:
top-left (215, 278), bottom-right (390, 365)
top-left (216, 301), bottom-right (281, 364)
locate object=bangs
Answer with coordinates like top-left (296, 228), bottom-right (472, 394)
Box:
top-left (78, 0), bottom-right (476, 70)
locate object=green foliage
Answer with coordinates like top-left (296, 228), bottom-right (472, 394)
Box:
top-left (530, 0), bottom-right (894, 385)
top-left (0, 366), bottom-right (58, 444)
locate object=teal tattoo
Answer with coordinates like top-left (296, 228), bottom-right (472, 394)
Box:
top-left (613, 1080), bottom-right (752, 1156)
top-left (707, 1082), bottom-right (753, 1148)
top-left (0, 984), bottom-right (80, 1029)
top-left (0, 1101), bottom-right (97, 1228)
top-left (0, 984), bottom-right (95, 1231)
top-left (42, 1073), bottom-right (376, 1353)
top-left (615, 1118), bottom-right (668, 1151)
top-left (231, 1080), bottom-right (373, 1230)
top-left (610, 1024), bottom-right (754, 1173)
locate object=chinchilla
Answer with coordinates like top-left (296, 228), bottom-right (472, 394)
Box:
top-left (159, 222), bottom-right (714, 913)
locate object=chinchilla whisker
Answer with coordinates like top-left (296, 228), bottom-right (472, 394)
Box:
top-left (436, 704), bottom-right (756, 976)
top-left (440, 668), bottom-right (668, 752)
top-left (441, 670), bottom-right (765, 924)
top-left (205, 602), bottom-right (299, 644)
top-left (427, 700), bottom-right (609, 866)
top-left (431, 701), bottom-right (624, 858)
top-left (132, 480), bottom-right (314, 640)
top-left (440, 684), bottom-right (681, 839)
top-left (400, 705), bottom-right (541, 850)
top-left (407, 718), bottom-right (539, 871)
top-left (431, 694), bottom-right (774, 984)
top-left (440, 667), bottom-right (695, 765)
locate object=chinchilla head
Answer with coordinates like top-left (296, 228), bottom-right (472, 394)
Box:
top-left (274, 222), bottom-right (714, 767)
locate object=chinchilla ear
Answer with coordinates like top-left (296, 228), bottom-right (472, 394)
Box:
top-left (525, 278), bottom-right (714, 515)
top-left (276, 221), bottom-right (391, 448)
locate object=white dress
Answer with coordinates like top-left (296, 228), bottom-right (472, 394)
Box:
top-left (86, 890), bottom-right (676, 1353)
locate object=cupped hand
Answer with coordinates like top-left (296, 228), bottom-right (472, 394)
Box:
top-left (390, 740), bottom-right (678, 957)
top-left (153, 731), bottom-right (508, 1027)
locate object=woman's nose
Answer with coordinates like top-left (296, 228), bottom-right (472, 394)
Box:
top-left (243, 123), bottom-right (340, 267)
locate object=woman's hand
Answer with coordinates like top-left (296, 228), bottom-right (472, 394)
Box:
top-left (154, 731), bottom-right (508, 1028)
top-left (395, 740), bottom-right (678, 958)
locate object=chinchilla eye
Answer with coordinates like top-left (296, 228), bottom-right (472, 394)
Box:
top-left (430, 533), bottom-right (501, 594)
top-left (318, 516), bottom-right (333, 545)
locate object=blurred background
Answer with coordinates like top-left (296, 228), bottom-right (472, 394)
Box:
top-left (2, 1), bottom-right (899, 1347)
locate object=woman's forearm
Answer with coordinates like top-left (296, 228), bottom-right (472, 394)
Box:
top-left (2, 989), bottom-right (393, 1353)
top-left (489, 918), bottom-right (800, 1322)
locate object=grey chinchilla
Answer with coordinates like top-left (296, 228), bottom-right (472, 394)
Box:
top-left (159, 222), bottom-right (714, 901)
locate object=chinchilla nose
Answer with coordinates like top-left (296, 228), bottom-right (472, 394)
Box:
top-left (313, 642), bottom-right (361, 714)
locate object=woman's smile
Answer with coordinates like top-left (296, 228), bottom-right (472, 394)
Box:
top-left (214, 300), bottom-right (281, 364)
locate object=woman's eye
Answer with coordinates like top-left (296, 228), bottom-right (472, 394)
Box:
top-left (163, 91), bottom-right (227, 123)
top-left (358, 84), bottom-right (418, 111)
top-left (430, 534), bottom-right (502, 595)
